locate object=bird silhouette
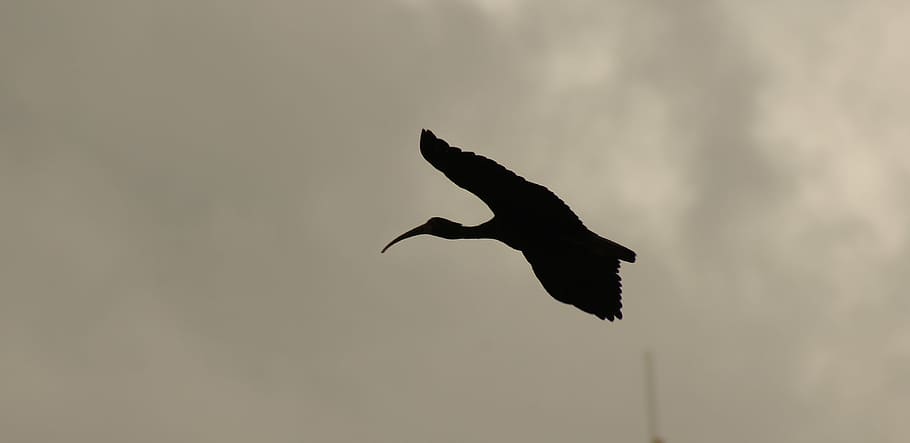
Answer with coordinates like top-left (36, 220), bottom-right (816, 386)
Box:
top-left (383, 129), bottom-right (636, 320)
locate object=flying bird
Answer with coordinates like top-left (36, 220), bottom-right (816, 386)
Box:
top-left (382, 130), bottom-right (636, 320)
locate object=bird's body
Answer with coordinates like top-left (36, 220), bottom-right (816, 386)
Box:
top-left (383, 130), bottom-right (636, 320)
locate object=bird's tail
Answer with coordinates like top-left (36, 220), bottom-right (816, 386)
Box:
top-left (594, 235), bottom-right (636, 263)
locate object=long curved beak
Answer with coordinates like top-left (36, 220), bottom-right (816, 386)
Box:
top-left (381, 223), bottom-right (430, 253)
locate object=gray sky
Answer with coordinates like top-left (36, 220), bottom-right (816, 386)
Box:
top-left (2, 1), bottom-right (909, 442)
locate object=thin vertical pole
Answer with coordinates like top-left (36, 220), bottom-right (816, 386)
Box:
top-left (644, 351), bottom-right (664, 443)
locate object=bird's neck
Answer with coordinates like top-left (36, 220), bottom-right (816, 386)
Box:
top-left (445, 220), bottom-right (497, 240)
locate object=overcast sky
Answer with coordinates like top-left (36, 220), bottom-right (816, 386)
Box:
top-left (2, 1), bottom-right (909, 442)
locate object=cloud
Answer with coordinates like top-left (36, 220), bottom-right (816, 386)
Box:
top-left (2, 0), bottom-right (908, 442)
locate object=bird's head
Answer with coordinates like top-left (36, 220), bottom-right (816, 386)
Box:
top-left (381, 217), bottom-right (463, 253)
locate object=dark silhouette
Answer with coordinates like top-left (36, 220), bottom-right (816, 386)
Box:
top-left (383, 129), bottom-right (636, 320)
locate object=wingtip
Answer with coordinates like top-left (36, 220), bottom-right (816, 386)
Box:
top-left (419, 129), bottom-right (446, 159)
top-left (595, 309), bottom-right (622, 321)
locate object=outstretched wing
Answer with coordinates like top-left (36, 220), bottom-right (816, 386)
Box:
top-left (523, 246), bottom-right (625, 321)
top-left (419, 129), bottom-right (585, 231)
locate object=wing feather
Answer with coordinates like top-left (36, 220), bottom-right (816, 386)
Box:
top-left (419, 129), bottom-right (585, 231)
top-left (523, 246), bottom-right (624, 321)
